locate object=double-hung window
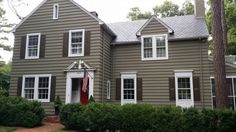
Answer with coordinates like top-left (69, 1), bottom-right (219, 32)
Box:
top-left (121, 72), bottom-right (137, 105)
top-left (141, 34), bottom-right (168, 60)
top-left (22, 74), bottom-right (51, 102)
top-left (211, 77), bottom-right (236, 110)
top-left (68, 29), bottom-right (85, 57)
top-left (26, 33), bottom-right (41, 59)
top-left (175, 71), bottom-right (194, 108)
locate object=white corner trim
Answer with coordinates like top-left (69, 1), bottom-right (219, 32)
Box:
top-left (25, 33), bottom-right (41, 59)
top-left (106, 80), bottom-right (111, 100)
top-left (13, 0), bottom-right (48, 32)
top-left (68, 29), bottom-right (85, 57)
top-left (141, 34), bottom-right (168, 61)
top-left (136, 15), bottom-right (174, 36)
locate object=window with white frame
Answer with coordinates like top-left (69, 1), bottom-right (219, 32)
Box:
top-left (141, 34), bottom-right (168, 60)
top-left (68, 29), bottom-right (85, 57)
top-left (22, 75), bottom-right (51, 102)
top-left (121, 72), bottom-right (137, 105)
top-left (53, 4), bottom-right (59, 19)
top-left (26, 33), bottom-right (41, 59)
top-left (211, 77), bottom-right (236, 110)
top-left (107, 80), bottom-right (111, 99)
top-left (175, 71), bottom-right (194, 108)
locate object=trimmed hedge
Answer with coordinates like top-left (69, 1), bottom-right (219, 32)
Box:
top-left (60, 103), bottom-right (236, 131)
top-left (0, 96), bottom-right (45, 128)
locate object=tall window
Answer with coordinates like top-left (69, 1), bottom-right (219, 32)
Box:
top-left (26, 33), bottom-right (41, 59)
top-left (53, 4), bottom-right (59, 19)
top-left (211, 77), bottom-right (236, 110)
top-left (175, 71), bottom-right (194, 108)
top-left (121, 72), bottom-right (137, 105)
top-left (68, 29), bottom-right (85, 57)
top-left (141, 34), bottom-right (168, 60)
top-left (22, 75), bottom-right (51, 102)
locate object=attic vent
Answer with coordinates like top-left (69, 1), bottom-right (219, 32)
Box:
top-left (53, 4), bottom-right (59, 19)
top-left (90, 11), bottom-right (98, 17)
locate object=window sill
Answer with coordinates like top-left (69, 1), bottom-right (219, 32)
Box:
top-left (25, 57), bottom-right (40, 60)
top-left (142, 57), bottom-right (168, 61)
top-left (68, 54), bottom-right (84, 57)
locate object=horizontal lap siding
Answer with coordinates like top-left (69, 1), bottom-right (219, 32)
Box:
top-left (111, 41), bottom-right (212, 108)
top-left (10, 0), bottom-right (103, 114)
top-left (141, 19), bottom-right (168, 35)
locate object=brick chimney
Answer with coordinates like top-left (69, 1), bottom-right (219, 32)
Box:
top-left (194, 0), bottom-right (205, 18)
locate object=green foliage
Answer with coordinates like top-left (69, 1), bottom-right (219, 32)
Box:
top-left (0, 96), bottom-right (45, 128)
top-left (127, 7), bottom-right (152, 21)
top-left (54, 96), bottom-right (62, 109)
top-left (60, 103), bottom-right (236, 131)
top-left (127, 0), bottom-right (194, 20)
top-left (88, 95), bottom-right (95, 103)
top-left (0, 64), bottom-right (11, 96)
top-left (0, 88), bottom-right (9, 97)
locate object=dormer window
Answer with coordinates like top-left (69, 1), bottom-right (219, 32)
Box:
top-left (141, 34), bottom-right (168, 60)
top-left (53, 4), bottom-right (59, 19)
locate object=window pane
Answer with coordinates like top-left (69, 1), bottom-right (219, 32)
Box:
top-left (71, 31), bottom-right (83, 55)
top-left (178, 78), bottom-right (190, 88)
top-left (157, 48), bottom-right (166, 57)
top-left (144, 49), bottom-right (153, 58)
top-left (25, 77), bottom-right (35, 88)
top-left (228, 97), bottom-right (235, 110)
top-left (38, 89), bottom-right (49, 99)
top-left (28, 35), bottom-right (39, 57)
top-left (39, 77), bottom-right (49, 88)
top-left (211, 79), bottom-right (215, 96)
top-left (123, 79), bottom-right (134, 99)
top-left (226, 78), bottom-right (233, 96)
top-left (38, 77), bottom-right (49, 100)
top-left (143, 38), bottom-right (152, 48)
top-left (25, 89), bottom-right (34, 99)
top-left (212, 97), bottom-right (216, 109)
top-left (178, 89), bottom-right (191, 99)
top-left (156, 37), bottom-right (165, 47)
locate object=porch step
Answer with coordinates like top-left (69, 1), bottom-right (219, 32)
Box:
top-left (44, 115), bottom-right (60, 123)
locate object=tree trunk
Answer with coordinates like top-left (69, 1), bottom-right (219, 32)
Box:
top-left (221, 0), bottom-right (228, 55)
top-left (212, 0), bottom-right (227, 108)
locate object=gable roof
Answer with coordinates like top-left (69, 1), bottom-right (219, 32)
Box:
top-left (136, 15), bottom-right (174, 36)
top-left (107, 15), bottom-right (209, 44)
top-left (13, 0), bottom-right (104, 32)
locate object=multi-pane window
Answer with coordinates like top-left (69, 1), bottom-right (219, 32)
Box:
top-left (121, 73), bottom-right (137, 105)
top-left (178, 78), bottom-right (191, 99)
top-left (142, 34), bottom-right (168, 60)
top-left (143, 38), bottom-right (153, 58)
top-left (26, 33), bottom-right (40, 59)
top-left (211, 77), bottom-right (236, 110)
top-left (123, 79), bottom-right (135, 100)
top-left (22, 75), bottom-right (51, 102)
top-left (53, 4), bottom-right (59, 19)
top-left (156, 36), bottom-right (166, 57)
top-left (69, 30), bottom-right (84, 57)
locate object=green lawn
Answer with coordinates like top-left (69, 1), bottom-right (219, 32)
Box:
top-left (0, 127), bottom-right (15, 132)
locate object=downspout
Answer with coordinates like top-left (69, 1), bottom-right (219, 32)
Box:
top-left (102, 28), bottom-right (105, 103)
top-left (200, 39), bottom-right (204, 108)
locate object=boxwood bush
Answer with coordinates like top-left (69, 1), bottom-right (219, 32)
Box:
top-left (0, 96), bottom-right (45, 127)
top-left (60, 103), bottom-right (236, 131)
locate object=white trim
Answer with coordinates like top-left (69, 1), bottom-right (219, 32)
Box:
top-left (53, 4), bottom-right (59, 19)
top-left (65, 71), bottom-right (94, 104)
top-left (68, 29), bottom-right (85, 57)
top-left (13, 0), bottom-right (104, 32)
top-left (175, 71), bottom-right (194, 108)
top-left (121, 72), bottom-right (137, 105)
top-left (25, 33), bottom-right (41, 59)
top-left (22, 74), bottom-right (51, 102)
top-left (107, 80), bottom-right (111, 100)
top-left (136, 16), bottom-right (174, 36)
top-left (141, 34), bottom-right (168, 61)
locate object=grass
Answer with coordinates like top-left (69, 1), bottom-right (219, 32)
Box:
top-left (0, 127), bottom-right (15, 132)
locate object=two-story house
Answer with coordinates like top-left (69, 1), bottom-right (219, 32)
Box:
top-left (10, 0), bottom-right (236, 114)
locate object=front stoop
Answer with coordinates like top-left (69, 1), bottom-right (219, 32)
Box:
top-left (44, 115), bottom-right (60, 123)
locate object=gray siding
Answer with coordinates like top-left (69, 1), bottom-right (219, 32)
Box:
top-left (141, 18), bottom-right (168, 35)
top-left (111, 40), bottom-right (212, 108)
top-left (10, 0), bottom-right (104, 114)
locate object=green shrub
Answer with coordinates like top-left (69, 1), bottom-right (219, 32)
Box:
top-left (0, 88), bottom-right (8, 97)
top-left (0, 96), bottom-right (45, 127)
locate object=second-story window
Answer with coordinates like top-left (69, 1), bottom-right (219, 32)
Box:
top-left (26, 33), bottom-right (41, 59)
top-left (53, 4), bottom-right (59, 19)
top-left (68, 29), bottom-right (85, 57)
top-left (141, 34), bottom-right (168, 60)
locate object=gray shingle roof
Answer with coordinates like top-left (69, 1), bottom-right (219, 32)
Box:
top-left (107, 15), bottom-right (209, 44)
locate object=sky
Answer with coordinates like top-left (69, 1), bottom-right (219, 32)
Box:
top-left (1, 0), bottom-right (196, 62)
